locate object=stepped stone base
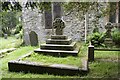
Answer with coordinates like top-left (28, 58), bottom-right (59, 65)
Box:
top-left (40, 42), bottom-right (76, 51)
top-left (46, 38), bottom-right (72, 45)
top-left (34, 48), bottom-right (78, 57)
top-left (35, 35), bottom-right (79, 56)
top-left (104, 38), bottom-right (114, 46)
top-left (51, 35), bottom-right (67, 40)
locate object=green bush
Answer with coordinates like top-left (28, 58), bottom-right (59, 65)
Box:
top-left (15, 29), bottom-right (23, 39)
top-left (0, 30), bottom-right (4, 37)
top-left (88, 32), bottom-right (106, 47)
top-left (14, 23), bottom-right (22, 34)
top-left (112, 28), bottom-right (120, 46)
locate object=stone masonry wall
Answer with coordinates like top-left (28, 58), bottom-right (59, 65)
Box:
top-left (22, 7), bottom-right (107, 45)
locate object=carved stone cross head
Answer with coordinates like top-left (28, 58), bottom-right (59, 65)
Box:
top-left (105, 22), bottom-right (113, 30)
top-left (53, 18), bottom-right (65, 35)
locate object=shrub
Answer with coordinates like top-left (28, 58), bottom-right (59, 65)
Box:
top-left (15, 29), bottom-right (23, 39)
top-left (14, 23), bottom-right (22, 34)
top-left (111, 28), bottom-right (120, 46)
top-left (88, 32), bottom-right (106, 47)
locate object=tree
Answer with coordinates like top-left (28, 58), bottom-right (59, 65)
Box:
top-left (0, 11), bottom-right (18, 35)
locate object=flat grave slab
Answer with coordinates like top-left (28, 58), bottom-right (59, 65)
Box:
top-left (8, 50), bottom-right (88, 76)
top-left (8, 60), bottom-right (88, 76)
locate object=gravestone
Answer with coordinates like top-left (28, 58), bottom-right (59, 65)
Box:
top-left (29, 31), bottom-right (38, 46)
top-left (4, 34), bottom-right (7, 39)
top-left (105, 22), bottom-right (113, 38)
top-left (104, 22), bottom-right (114, 46)
top-left (53, 18), bottom-right (65, 35)
top-left (34, 18), bottom-right (79, 56)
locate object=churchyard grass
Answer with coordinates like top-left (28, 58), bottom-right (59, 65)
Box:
top-left (0, 36), bottom-right (23, 50)
top-left (95, 51), bottom-right (118, 60)
top-left (22, 53), bottom-right (82, 67)
top-left (0, 39), bottom-right (119, 78)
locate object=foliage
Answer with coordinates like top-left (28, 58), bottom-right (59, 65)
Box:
top-left (0, 11), bottom-right (19, 35)
top-left (0, 44), bottom-right (118, 78)
top-left (1, 2), bottom-right (22, 11)
top-left (112, 28), bottom-right (120, 46)
top-left (14, 23), bottom-right (22, 34)
top-left (63, 2), bottom-right (116, 17)
top-left (88, 32), bottom-right (106, 47)
top-left (1, 1), bottom-right (51, 12)
top-left (15, 29), bottom-right (23, 39)
top-left (1, 1), bottom-right (117, 16)
top-left (0, 36), bottom-right (23, 50)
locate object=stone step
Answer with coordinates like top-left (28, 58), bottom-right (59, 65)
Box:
top-left (40, 42), bottom-right (76, 51)
top-left (51, 35), bottom-right (68, 40)
top-left (8, 60), bottom-right (88, 76)
top-left (34, 48), bottom-right (78, 56)
top-left (46, 38), bottom-right (72, 45)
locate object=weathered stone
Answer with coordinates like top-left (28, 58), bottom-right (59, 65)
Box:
top-left (104, 22), bottom-right (114, 46)
top-left (46, 38), bottom-right (72, 45)
top-left (51, 35), bottom-right (67, 40)
top-left (53, 18), bottom-right (65, 35)
top-left (4, 34), bottom-right (7, 39)
top-left (29, 31), bottom-right (38, 46)
top-left (105, 22), bottom-right (113, 38)
top-left (88, 45), bottom-right (94, 62)
top-left (40, 42), bottom-right (76, 51)
top-left (44, 10), bottom-right (52, 29)
top-left (34, 48), bottom-right (78, 57)
top-left (23, 31), bottom-right (30, 45)
top-left (52, 2), bottom-right (61, 19)
top-left (22, 3), bottom-right (111, 43)
top-left (0, 48), bottom-right (16, 55)
top-left (8, 60), bottom-right (88, 75)
top-left (104, 38), bottom-right (114, 47)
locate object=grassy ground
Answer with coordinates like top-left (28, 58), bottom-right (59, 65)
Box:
top-left (0, 36), bottom-right (23, 50)
top-left (0, 37), bottom-right (119, 79)
top-left (22, 53), bottom-right (82, 67)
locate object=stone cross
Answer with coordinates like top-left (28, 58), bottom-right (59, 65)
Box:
top-left (105, 22), bottom-right (113, 38)
top-left (53, 18), bottom-right (65, 35)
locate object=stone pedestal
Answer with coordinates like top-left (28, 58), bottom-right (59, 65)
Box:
top-left (104, 38), bottom-right (114, 47)
top-left (34, 35), bottom-right (79, 57)
top-left (88, 45), bottom-right (94, 62)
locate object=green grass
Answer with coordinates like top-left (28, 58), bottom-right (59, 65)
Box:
top-left (0, 46), bottom-right (38, 78)
top-left (22, 53), bottom-right (82, 67)
top-left (88, 61), bottom-right (118, 78)
top-left (0, 38), bottom-right (119, 78)
top-left (95, 51), bottom-right (118, 60)
top-left (0, 36), bottom-right (23, 50)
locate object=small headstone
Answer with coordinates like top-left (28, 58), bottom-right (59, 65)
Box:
top-left (29, 31), bottom-right (38, 46)
top-left (4, 34), bottom-right (8, 39)
top-left (53, 18), bottom-right (65, 35)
